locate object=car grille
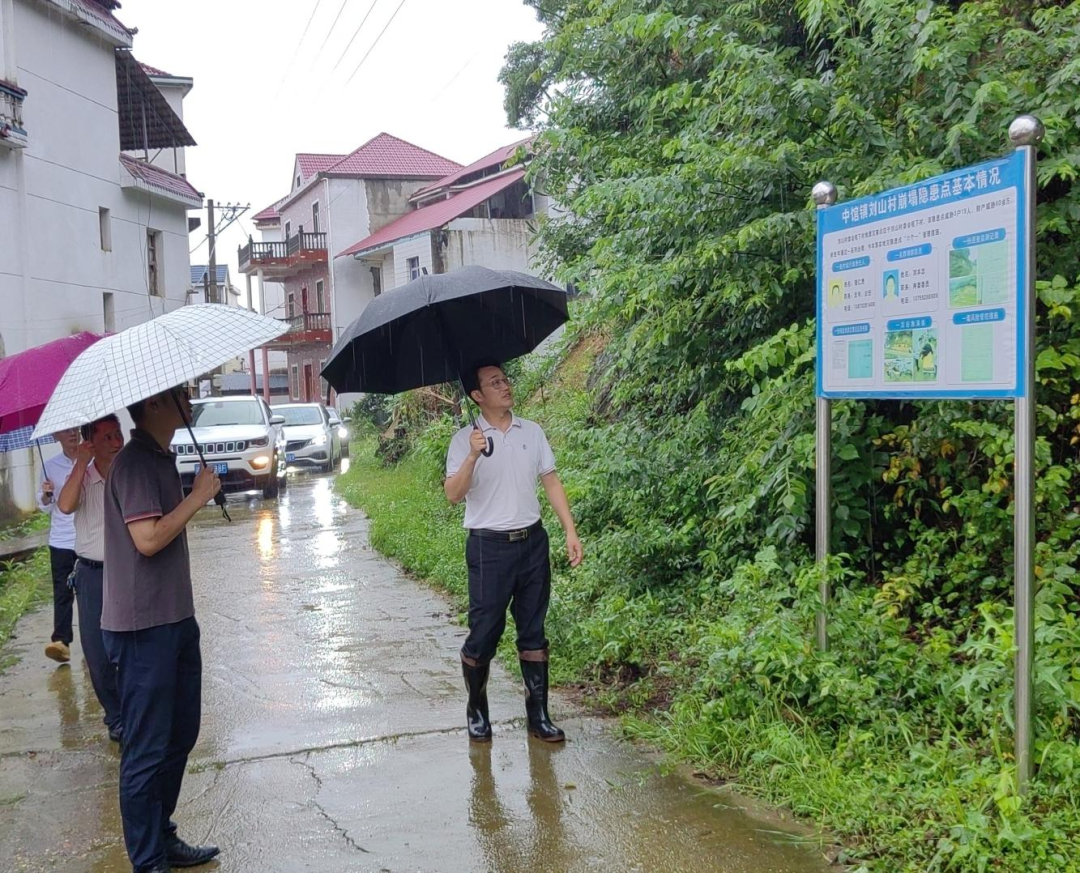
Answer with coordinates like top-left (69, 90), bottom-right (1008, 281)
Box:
top-left (174, 441), bottom-right (248, 456)
top-left (286, 440), bottom-right (310, 452)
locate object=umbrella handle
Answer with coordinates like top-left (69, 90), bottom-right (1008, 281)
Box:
top-left (172, 389), bottom-right (231, 522)
top-left (459, 381), bottom-right (494, 457)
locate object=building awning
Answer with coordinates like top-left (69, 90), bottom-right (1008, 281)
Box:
top-left (120, 154), bottom-right (202, 208)
top-left (115, 49), bottom-right (196, 152)
top-left (337, 169), bottom-right (527, 259)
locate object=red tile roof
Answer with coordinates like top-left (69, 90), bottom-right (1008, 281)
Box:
top-left (337, 168), bottom-right (526, 258)
top-left (71, 0), bottom-right (131, 41)
top-left (139, 62), bottom-right (174, 78)
top-left (326, 133), bottom-right (461, 179)
top-left (120, 154), bottom-right (202, 206)
top-left (251, 201), bottom-right (282, 223)
top-left (414, 137), bottom-right (533, 198)
top-left (296, 153), bottom-right (346, 180)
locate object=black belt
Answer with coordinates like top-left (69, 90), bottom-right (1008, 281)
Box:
top-left (76, 556), bottom-right (104, 570)
top-left (469, 521), bottom-right (543, 542)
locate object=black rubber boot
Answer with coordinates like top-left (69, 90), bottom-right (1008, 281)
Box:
top-left (520, 657), bottom-right (565, 743)
top-left (462, 660), bottom-right (492, 742)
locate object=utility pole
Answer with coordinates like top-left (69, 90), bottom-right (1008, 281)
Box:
top-left (207, 198), bottom-right (218, 304)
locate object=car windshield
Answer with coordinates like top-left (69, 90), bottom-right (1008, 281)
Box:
top-left (274, 406), bottom-right (323, 426)
top-left (190, 400), bottom-right (264, 427)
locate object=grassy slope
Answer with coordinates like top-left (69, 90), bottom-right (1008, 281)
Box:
top-left (335, 339), bottom-right (1078, 871)
top-left (0, 549), bottom-right (51, 659)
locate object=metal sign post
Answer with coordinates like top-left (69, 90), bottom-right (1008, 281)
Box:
top-left (812, 181), bottom-right (838, 652)
top-left (813, 116), bottom-right (1042, 792)
top-left (1009, 114), bottom-right (1043, 791)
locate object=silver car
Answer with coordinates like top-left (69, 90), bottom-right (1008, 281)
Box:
top-left (272, 403), bottom-right (341, 473)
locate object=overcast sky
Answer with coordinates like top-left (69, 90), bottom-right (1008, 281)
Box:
top-left (117, 0), bottom-right (543, 295)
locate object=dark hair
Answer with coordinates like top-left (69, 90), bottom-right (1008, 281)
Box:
top-left (81, 414), bottom-right (120, 442)
top-left (462, 360), bottom-right (502, 397)
top-left (127, 399), bottom-right (148, 425)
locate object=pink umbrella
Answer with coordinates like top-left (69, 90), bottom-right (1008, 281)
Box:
top-left (0, 332), bottom-right (102, 458)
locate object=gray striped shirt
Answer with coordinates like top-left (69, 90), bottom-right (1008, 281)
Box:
top-left (74, 461), bottom-right (106, 562)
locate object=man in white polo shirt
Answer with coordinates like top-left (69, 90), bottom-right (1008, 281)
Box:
top-left (57, 415), bottom-right (124, 744)
top-left (445, 361), bottom-right (583, 744)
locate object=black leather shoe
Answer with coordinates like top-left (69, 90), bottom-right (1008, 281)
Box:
top-left (164, 835), bottom-right (219, 868)
top-left (108, 726), bottom-right (123, 745)
top-left (520, 655), bottom-right (566, 743)
top-left (462, 660), bottom-right (493, 742)
top-left (143, 863), bottom-right (170, 873)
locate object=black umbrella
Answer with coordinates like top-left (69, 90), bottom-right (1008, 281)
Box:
top-left (322, 266), bottom-right (572, 395)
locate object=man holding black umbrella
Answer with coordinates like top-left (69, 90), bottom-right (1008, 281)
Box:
top-left (445, 362), bottom-right (583, 744)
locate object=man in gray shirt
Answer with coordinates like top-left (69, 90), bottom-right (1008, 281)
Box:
top-left (102, 387), bottom-right (221, 873)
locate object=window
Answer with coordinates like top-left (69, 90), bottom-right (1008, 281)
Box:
top-left (190, 399), bottom-right (264, 426)
top-left (371, 266), bottom-right (382, 297)
top-left (296, 174), bottom-right (301, 189)
top-left (147, 229), bottom-right (162, 296)
top-left (287, 292), bottom-right (295, 318)
top-left (315, 279), bottom-right (325, 313)
top-left (99, 207), bottom-right (111, 251)
top-left (102, 292), bottom-right (115, 333)
top-left (284, 220), bottom-right (292, 239)
top-left (290, 365), bottom-right (299, 400)
top-left (311, 201), bottom-right (320, 233)
top-left (407, 256), bottom-right (421, 282)
top-left (272, 405), bottom-right (323, 426)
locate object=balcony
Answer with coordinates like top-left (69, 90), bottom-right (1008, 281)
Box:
top-left (262, 312), bottom-right (333, 350)
top-left (238, 227), bottom-right (327, 276)
top-left (0, 79), bottom-right (28, 151)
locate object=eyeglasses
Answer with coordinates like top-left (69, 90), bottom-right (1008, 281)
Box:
top-left (483, 377), bottom-right (511, 390)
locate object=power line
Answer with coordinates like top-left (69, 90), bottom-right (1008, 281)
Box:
top-left (345, 0), bottom-right (407, 85)
top-left (332, 0), bottom-right (380, 72)
top-left (311, 0), bottom-right (352, 66)
top-left (274, 0), bottom-right (326, 97)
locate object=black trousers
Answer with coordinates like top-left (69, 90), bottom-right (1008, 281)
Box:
top-left (461, 526), bottom-right (551, 664)
top-left (103, 617), bottom-right (202, 872)
top-left (49, 546), bottom-right (76, 644)
top-left (72, 562), bottom-right (122, 732)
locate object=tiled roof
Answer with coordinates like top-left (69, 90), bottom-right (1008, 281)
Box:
top-left (414, 137), bottom-right (533, 198)
top-left (139, 62), bottom-right (173, 77)
top-left (119, 154), bottom-right (202, 206)
top-left (69, 0), bottom-right (131, 43)
top-left (337, 168), bottom-right (526, 258)
top-left (251, 201), bottom-right (282, 222)
top-left (190, 264), bottom-right (229, 286)
top-left (297, 153), bottom-right (346, 180)
top-left (326, 133), bottom-right (461, 179)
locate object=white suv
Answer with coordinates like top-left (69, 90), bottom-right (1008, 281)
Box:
top-left (172, 396), bottom-right (288, 498)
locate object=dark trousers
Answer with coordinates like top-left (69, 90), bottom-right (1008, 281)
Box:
top-left (49, 546), bottom-right (76, 644)
top-left (461, 527), bottom-right (551, 664)
top-left (103, 617), bottom-right (202, 873)
top-left (72, 562), bottom-right (122, 732)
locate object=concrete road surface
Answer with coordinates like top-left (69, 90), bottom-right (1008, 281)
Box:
top-left (0, 472), bottom-right (830, 872)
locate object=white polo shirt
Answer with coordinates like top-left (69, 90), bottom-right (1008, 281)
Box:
top-left (446, 414), bottom-right (556, 531)
top-left (38, 452), bottom-right (76, 550)
top-left (74, 461), bottom-right (107, 562)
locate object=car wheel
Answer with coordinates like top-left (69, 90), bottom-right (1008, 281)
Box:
top-left (280, 465), bottom-right (288, 493)
top-left (262, 461), bottom-right (280, 499)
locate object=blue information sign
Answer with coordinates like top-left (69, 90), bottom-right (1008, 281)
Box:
top-left (816, 150), bottom-right (1030, 399)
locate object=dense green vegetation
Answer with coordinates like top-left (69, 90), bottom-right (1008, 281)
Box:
top-left (0, 550), bottom-right (51, 658)
top-left (343, 1), bottom-right (1080, 868)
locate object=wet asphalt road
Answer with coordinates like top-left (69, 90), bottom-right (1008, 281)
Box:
top-left (0, 473), bottom-right (830, 872)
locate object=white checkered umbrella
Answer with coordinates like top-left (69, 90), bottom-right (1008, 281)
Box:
top-left (31, 305), bottom-right (287, 439)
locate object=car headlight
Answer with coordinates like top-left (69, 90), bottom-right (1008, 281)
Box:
top-left (314, 434), bottom-right (327, 446)
top-left (251, 455), bottom-right (271, 469)
top-left (337, 426), bottom-right (348, 439)
top-left (250, 437), bottom-right (270, 448)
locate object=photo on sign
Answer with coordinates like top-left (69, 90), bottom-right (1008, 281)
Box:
top-left (828, 280), bottom-right (843, 309)
top-left (884, 328), bottom-right (938, 383)
top-left (949, 241), bottom-right (1009, 308)
top-left (883, 269), bottom-right (899, 299)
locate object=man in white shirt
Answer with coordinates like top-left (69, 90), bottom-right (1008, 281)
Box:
top-left (57, 415), bottom-right (124, 744)
top-left (38, 427), bottom-right (79, 663)
top-left (445, 362), bottom-right (583, 744)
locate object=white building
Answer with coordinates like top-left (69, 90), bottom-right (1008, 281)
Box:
top-left (239, 134), bottom-right (462, 404)
top-left (336, 137), bottom-right (549, 291)
top-left (0, 0), bottom-right (200, 520)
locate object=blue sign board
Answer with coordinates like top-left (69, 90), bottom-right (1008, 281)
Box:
top-left (816, 150), bottom-right (1029, 398)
